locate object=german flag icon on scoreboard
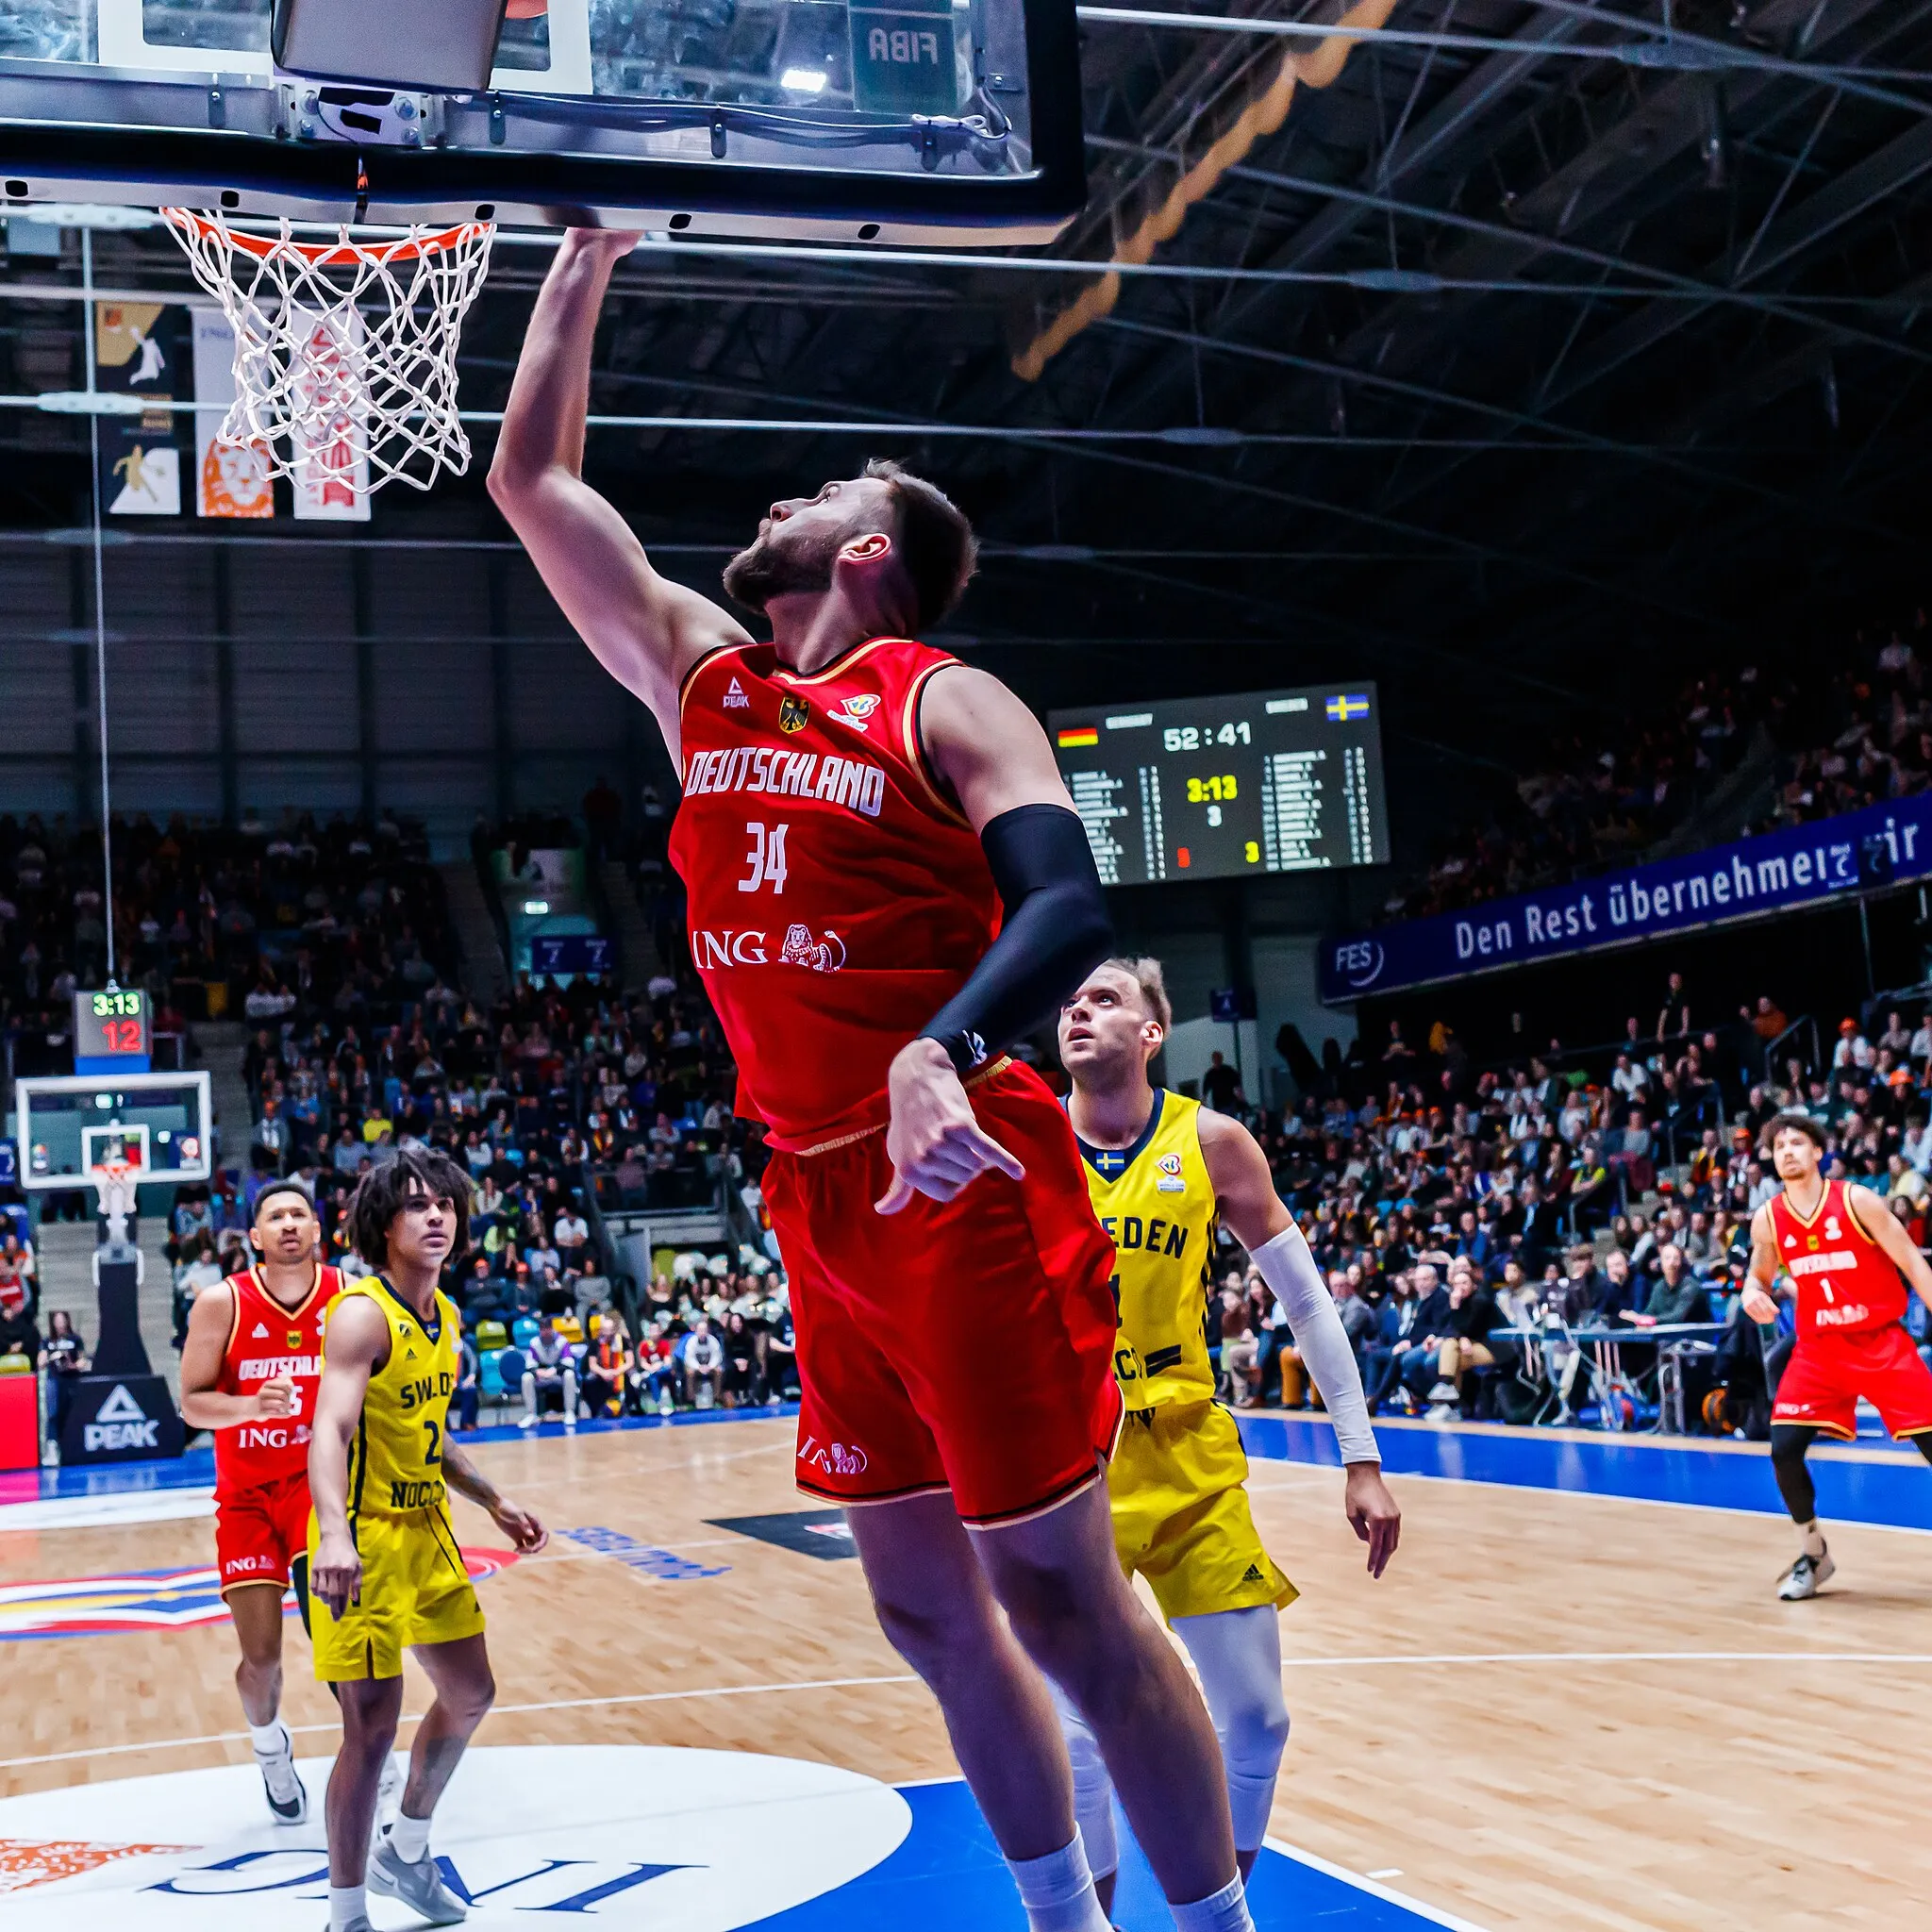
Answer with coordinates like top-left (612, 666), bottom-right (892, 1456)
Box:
top-left (1056, 724), bottom-right (1100, 748)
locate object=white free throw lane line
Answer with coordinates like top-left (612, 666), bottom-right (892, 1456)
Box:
top-left (5, 1650), bottom-right (1927, 1774)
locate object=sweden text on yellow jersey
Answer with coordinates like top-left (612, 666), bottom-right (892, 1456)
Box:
top-left (334, 1276), bottom-right (461, 1517)
top-left (1074, 1088), bottom-right (1217, 1412)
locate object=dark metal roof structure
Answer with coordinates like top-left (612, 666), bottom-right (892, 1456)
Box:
top-left (2, 0), bottom-right (1929, 844)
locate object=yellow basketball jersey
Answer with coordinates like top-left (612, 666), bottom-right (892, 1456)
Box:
top-left (327, 1276), bottom-right (460, 1518)
top-left (1074, 1089), bottom-right (1217, 1412)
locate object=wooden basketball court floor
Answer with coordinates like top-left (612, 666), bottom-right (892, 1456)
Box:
top-left (2, 1411), bottom-right (1928, 1930)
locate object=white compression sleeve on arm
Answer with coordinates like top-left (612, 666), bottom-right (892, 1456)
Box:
top-left (1249, 1223), bottom-right (1380, 1465)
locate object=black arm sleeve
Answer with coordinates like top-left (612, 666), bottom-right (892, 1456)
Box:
top-left (919, 803), bottom-right (1114, 1074)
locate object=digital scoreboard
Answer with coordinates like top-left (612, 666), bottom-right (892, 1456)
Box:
top-left (74, 988), bottom-right (151, 1070)
top-left (1050, 683), bottom-right (1391, 887)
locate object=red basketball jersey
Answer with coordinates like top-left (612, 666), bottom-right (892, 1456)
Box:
top-left (212, 1264), bottom-right (339, 1495)
top-left (1768, 1177), bottom-right (1907, 1339)
top-left (669, 638), bottom-right (999, 1147)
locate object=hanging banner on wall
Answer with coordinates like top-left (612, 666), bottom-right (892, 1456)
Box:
top-left (190, 308), bottom-right (274, 519)
top-left (1319, 794), bottom-right (1925, 1005)
top-left (96, 301), bottom-right (190, 516)
top-left (288, 308), bottom-right (372, 521)
top-left (104, 433), bottom-right (181, 513)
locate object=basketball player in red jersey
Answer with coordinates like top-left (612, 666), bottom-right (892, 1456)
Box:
top-left (1743, 1112), bottom-right (1932, 1599)
top-left (492, 230), bottom-right (1256, 1932)
top-left (179, 1180), bottom-right (341, 1822)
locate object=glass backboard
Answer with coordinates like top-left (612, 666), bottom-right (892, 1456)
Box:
top-left (0, 0), bottom-right (1081, 242)
top-left (14, 1071), bottom-right (214, 1189)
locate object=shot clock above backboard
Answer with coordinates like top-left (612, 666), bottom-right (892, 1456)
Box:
top-left (75, 987), bottom-right (150, 1074)
top-left (1049, 683), bottom-right (1390, 888)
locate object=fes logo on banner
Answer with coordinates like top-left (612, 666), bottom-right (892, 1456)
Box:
top-left (191, 309), bottom-right (273, 520)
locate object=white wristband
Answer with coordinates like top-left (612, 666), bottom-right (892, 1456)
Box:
top-left (1249, 1222), bottom-right (1380, 1466)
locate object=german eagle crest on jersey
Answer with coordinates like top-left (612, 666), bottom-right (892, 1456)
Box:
top-left (779, 695), bottom-right (810, 733)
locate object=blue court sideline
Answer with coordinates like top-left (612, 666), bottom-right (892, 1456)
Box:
top-left (1238, 1412), bottom-right (1932, 1534)
top-left (8, 1402), bottom-right (1928, 1534)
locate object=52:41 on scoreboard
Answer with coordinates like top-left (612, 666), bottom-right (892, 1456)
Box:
top-left (1048, 683), bottom-right (1389, 888)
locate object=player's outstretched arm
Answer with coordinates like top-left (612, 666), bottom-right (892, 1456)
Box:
top-left (441, 1439), bottom-right (548, 1554)
top-left (488, 228), bottom-right (751, 741)
top-left (179, 1281), bottom-right (292, 1428)
top-left (1197, 1109), bottom-right (1401, 1577)
top-left (1844, 1183), bottom-right (1932, 1310)
top-left (308, 1296), bottom-right (387, 1616)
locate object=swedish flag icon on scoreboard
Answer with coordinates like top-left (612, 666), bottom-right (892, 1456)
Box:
top-left (1325, 692), bottom-right (1371, 722)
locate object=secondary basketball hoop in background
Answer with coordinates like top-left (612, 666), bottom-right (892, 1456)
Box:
top-left (90, 1156), bottom-right (141, 1252)
top-left (163, 209), bottom-right (495, 498)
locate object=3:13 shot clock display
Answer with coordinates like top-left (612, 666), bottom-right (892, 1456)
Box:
top-left (1049, 683), bottom-right (1389, 887)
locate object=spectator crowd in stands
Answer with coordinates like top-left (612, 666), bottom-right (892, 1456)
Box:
top-left (8, 782), bottom-right (1932, 1454)
top-left (1192, 973), bottom-right (1932, 1436)
top-left (1380, 607), bottom-right (1932, 924)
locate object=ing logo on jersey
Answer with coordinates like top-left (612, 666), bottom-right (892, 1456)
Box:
top-left (830, 694), bottom-right (881, 732)
top-left (799, 1436), bottom-right (868, 1476)
top-left (780, 925), bottom-right (846, 974)
top-left (779, 695), bottom-right (810, 734)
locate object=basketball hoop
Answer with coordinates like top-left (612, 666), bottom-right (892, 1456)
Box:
top-left (161, 208), bottom-right (496, 498)
top-left (90, 1157), bottom-right (140, 1246)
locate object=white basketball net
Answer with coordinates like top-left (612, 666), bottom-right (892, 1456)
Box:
top-left (91, 1158), bottom-right (139, 1237)
top-left (162, 208), bottom-right (495, 498)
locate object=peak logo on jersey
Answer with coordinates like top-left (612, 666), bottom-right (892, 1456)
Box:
top-left (250, 1323), bottom-right (269, 1340)
top-left (779, 695), bottom-right (810, 734)
top-left (779, 924), bottom-right (846, 974)
top-left (1785, 1235), bottom-right (1797, 1247)
top-left (724, 676), bottom-right (750, 710)
top-left (830, 693), bottom-right (882, 732)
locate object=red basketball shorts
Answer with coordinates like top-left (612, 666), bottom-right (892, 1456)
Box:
top-left (762, 1059), bottom-right (1123, 1526)
top-left (215, 1470), bottom-right (313, 1596)
top-left (1773, 1323), bottom-right (1932, 1441)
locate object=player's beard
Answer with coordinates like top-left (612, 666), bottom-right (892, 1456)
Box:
top-left (722, 524), bottom-right (843, 613)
